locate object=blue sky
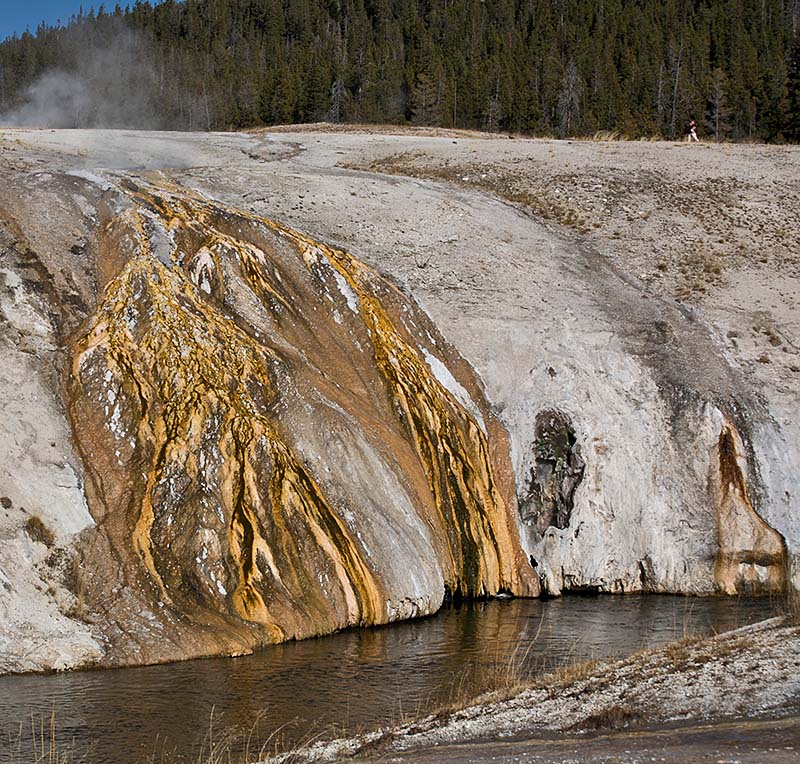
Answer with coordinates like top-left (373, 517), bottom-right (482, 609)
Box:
top-left (0, 2), bottom-right (162, 42)
top-left (2, 2), bottom-right (91, 41)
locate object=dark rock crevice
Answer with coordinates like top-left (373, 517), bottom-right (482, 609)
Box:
top-left (519, 409), bottom-right (585, 534)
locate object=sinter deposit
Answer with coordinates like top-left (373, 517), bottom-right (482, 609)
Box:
top-left (0, 128), bottom-right (797, 673)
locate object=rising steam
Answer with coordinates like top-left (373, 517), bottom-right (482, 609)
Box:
top-left (0, 29), bottom-right (164, 129)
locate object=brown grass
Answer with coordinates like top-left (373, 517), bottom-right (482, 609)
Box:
top-left (10, 710), bottom-right (317, 764)
top-left (590, 130), bottom-right (623, 142)
top-left (361, 156), bottom-right (591, 234)
top-left (547, 656), bottom-right (602, 687)
top-left (663, 633), bottom-right (707, 659)
top-left (5, 712), bottom-right (82, 764)
top-left (255, 122), bottom-right (507, 140)
top-left (24, 515), bottom-right (55, 547)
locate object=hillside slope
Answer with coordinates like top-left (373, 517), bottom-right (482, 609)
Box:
top-left (0, 127), bottom-right (797, 673)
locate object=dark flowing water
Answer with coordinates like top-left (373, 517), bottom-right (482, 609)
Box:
top-left (0, 595), bottom-right (777, 764)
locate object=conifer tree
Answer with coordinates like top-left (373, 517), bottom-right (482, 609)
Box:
top-left (787, 34), bottom-right (800, 141)
top-left (410, 72), bottom-right (440, 125)
top-left (706, 68), bottom-right (732, 141)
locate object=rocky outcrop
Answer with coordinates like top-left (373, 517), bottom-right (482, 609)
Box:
top-left (0, 128), bottom-right (795, 674)
top-left (352, 137), bottom-right (798, 602)
top-left (518, 409), bottom-right (585, 536)
top-left (711, 412), bottom-right (786, 594)
top-left (0, 165), bottom-right (535, 671)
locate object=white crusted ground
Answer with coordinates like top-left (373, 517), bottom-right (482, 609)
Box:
top-left (0, 126), bottom-right (798, 673)
top-left (0, 263), bottom-right (102, 673)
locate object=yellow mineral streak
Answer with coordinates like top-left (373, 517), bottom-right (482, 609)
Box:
top-left (71, 175), bottom-right (529, 648)
top-left (75, 208), bottom-right (173, 602)
top-left (329, 272), bottom-right (519, 597)
top-left (142, 178), bottom-right (523, 597)
top-left (258, 214), bottom-right (522, 597)
top-left (249, 225), bottom-right (523, 597)
top-left (73, 190), bottom-right (384, 633)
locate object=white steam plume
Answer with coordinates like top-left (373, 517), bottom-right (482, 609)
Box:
top-left (0, 29), bottom-right (164, 129)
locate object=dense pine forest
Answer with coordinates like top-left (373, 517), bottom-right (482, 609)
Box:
top-left (1, 0), bottom-right (799, 140)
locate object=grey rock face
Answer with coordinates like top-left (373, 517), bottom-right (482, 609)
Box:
top-left (519, 409), bottom-right (585, 535)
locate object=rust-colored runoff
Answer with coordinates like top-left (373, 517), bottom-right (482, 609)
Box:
top-left (713, 422), bottom-right (785, 595)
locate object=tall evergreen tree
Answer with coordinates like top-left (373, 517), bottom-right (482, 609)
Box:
top-left (787, 34), bottom-right (800, 141)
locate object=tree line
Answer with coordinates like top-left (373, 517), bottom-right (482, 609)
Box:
top-left (1, 0), bottom-right (799, 141)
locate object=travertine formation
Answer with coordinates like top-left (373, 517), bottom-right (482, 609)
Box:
top-left (0, 127), bottom-right (795, 674)
top-left (1, 165), bottom-right (534, 670)
top-left (712, 413), bottom-right (786, 594)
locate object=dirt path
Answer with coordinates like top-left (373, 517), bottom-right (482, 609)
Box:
top-left (366, 714), bottom-right (800, 764)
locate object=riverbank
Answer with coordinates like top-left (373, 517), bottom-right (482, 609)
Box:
top-left (0, 596), bottom-right (777, 764)
top-left (268, 616), bottom-right (800, 763)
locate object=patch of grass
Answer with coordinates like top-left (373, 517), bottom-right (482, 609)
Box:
top-left (591, 130), bottom-right (622, 142)
top-left (363, 156), bottom-right (590, 233)
top-left (664, 633), bottom-right (707, 659)
top-left (713, 635), bottom-right (755, 659)
top-left (547, 656), bottom-right (601, 687)
top-left (25, 515), bottom-right (55, 547)
top-left (9, 710), bottom-right (319, 764)
top-left (5, 711), bottom-right (82, 764)
top-left (654, 628), bottom-right (761, 672)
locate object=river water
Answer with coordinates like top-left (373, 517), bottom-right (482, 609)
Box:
top-left (0, 595), bottom-right (776, 764)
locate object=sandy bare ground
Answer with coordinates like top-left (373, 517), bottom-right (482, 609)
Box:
top-left (343, 130), bottom-right (800, 377)
top-left (268, 125), bottom-right (800, 388)
top-left (246, 129), bottom-right (800, 400)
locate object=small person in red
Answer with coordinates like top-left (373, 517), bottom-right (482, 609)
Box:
top-left (685, 119), bottom-right (699, 142)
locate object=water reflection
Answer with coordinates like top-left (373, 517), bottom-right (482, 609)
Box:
top-left (0, 595), bottom-right (776, 764)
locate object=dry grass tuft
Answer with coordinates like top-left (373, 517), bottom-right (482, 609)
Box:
top-left (5, 711), bottom-right (82, 764)
top-left (24, 515), bottom-right (55, 547)
top-left (591, 130), bottom-right (623, 142)
top-left (9, 710), bottom-right (319, 764)
top-left (547, 656), bottom-right (601, 687)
